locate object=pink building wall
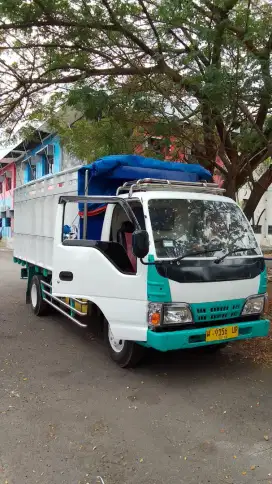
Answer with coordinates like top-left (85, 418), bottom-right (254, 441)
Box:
top-left (0, 162), bottom-right (16, 239)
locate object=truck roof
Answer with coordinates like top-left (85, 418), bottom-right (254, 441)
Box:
top-left (116, 178), bottom-right (225, 197)
top-left (120, 190), bottom-right (232, 204)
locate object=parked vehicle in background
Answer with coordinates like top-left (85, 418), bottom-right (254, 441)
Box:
top-left (13, 155), bottom-right (270, 367)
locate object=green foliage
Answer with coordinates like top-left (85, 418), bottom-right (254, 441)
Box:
top-left (0, 0), bottom-right (271, 211)
top-left (52, 117), bottom-right (135, 162)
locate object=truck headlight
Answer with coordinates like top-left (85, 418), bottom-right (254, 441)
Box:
top-left (163, 303), bottom-right (193, 325)
top-left (242, 295), bottom-right (266, 316)
top-left (148, 302), bottom-right (193, 327)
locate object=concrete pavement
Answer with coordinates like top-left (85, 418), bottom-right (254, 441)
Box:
top-left (0, 251), bottom-right (271, 484)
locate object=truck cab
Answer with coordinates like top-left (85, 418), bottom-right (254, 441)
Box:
top-left (52, 178), bottom-right (269, 367)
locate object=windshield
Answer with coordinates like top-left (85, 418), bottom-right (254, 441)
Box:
top-left (148, 198), bottom-right (260, 259)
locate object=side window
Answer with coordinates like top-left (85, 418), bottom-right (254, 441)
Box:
top-left (62, 201), bottom-right (81, 241)
top-left (111, 204), bottom-right (128, 242)
top-left (111, 202), bottom-right (145, 242)
top-left (131, 204), bottom-right (146, 230)
top-left (62, 201), bottom-right (138, 275)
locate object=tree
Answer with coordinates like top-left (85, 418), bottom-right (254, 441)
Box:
top-left (0, 0), bottom-right (271, 220)
top-left (31, 86), bottom-right (201, 162)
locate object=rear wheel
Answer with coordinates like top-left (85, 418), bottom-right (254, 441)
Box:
top-left (30, 275), bottom-right (49, 316)
top-left (106, 322), bottom-right (145, 368)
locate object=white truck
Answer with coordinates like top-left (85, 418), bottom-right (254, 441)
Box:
top-left (14, 155), bottom-right (270, 367)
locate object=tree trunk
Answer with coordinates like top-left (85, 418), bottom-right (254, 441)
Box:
top-left (223, 167), bottom-right (237, 201)
top-left (224, 176), bottom-right (236, 200)
top-left (243, 166), bottom-right (272, 221)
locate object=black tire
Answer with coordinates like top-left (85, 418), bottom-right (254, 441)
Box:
top-left (30, 275), bottom-right (49, 316)
top-left (105, 321), bottom-right (145, 368)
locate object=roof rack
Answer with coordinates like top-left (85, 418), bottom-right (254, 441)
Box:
top-left (116, 178), bottom-right (225, 197)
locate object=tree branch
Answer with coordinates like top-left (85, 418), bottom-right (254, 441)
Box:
top-left (255, 59), bottom-right (272, 129)
top-left (26, 65), bottom-right (163, 85)
top-left (238, 101), bottom-right (268, 144)
top-left (214, 116), bottom-right (234, 168)
top-left (137, 0), bottom-right (163, 56)
top-left (0, 19), bottom-right (120, 31)
top-left (100, 0), bottom-right (157, 60)
top-left (244, 164), bottom-right (272, 220)
top-left (192, 1), bottom-right (260, 57)
top-left (237, 146), bottom-right (269, 188)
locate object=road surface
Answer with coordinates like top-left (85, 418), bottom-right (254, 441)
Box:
top-left (0, 250), bottom-right (271, 484)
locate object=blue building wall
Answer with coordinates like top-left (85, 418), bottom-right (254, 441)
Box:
top-left (23, 135), bottom-right (62, 183)
top-left (0, 162), bottom-right (16, 243)
top-left (1, 219), bottom-right (12, 238)
top-left (1, 196), bottom-right (12, 237)
top-left (0, 135), bottom-right (63, 246)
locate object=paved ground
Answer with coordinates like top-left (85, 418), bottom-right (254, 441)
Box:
top-left (0, 250), bottom-right (271, 484)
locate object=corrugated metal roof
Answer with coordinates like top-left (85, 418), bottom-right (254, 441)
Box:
top-left (0, 127), bottom-right (51, 161)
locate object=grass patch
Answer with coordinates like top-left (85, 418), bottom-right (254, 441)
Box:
top-left (234, 289), bottom-right (272, 366)
top-left (236, 327), bottom-right (272, 367)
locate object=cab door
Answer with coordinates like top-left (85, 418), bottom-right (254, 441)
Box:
top-left (51, 196), bottom-right (147, 341)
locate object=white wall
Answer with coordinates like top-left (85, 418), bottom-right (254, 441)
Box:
top-left (238, 184), bottom-right (272, 248)
top-left (14, 168), bottom-right (79, 269)
top-left (62, 148), bottom-right (84, 170)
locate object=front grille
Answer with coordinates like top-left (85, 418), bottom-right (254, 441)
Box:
top-left (191, 300), bottom-right (244, 323)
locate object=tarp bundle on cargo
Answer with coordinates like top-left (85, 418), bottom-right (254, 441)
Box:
top-left (78, 154), bottom-right (212, 197)
top-left (78, 154), bottom-right (212, 239)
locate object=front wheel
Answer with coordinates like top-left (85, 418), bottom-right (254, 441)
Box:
top-left (106, 323), bottom-right (145, 368)
top-left (30, 275), bottom-right (49, 316)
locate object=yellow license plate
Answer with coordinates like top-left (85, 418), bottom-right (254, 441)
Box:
top-left (206, 325), bottom-right (239, 342)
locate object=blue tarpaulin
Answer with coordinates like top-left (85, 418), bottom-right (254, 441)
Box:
top-left (77, 154), bottom-right (212, 239)
top-left (78, 154), bottom-right (211, 196)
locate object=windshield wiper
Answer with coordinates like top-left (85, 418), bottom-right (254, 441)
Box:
top-left (214, 247), bottom-right (256, 264)
top-left (170, 247), bottom-right (224, 263)
top-left (142, 247), bottom-right (224, 265)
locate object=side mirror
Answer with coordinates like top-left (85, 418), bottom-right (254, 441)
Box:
top-left (132, 230), bottom-right (149, 259)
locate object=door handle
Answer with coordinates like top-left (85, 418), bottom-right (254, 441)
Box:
top-left (59, 271), bottom-right (73, 281)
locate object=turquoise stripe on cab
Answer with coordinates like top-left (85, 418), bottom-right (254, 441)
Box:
top-left (258, 268), bottom-right (267, 294)
top-left (147, 255), bottom-right (171, 303)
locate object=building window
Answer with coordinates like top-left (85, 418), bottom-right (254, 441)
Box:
top-left (147, 136), bottom-right (167, 156)
top-left (5, 217), bottom-right (11, 228)
top-left (268, 226), bottom-right (272, 235)
top-left (29, 164), bottom-right (37, 181)
top-left (24, 154), bottom-right (42, 182)
top-left (44, 145), bottom-right (54, 175)
top-left (0, 181), bottom-right (2, 194)
top-left (252, 225), bottom-right (262, 234)
top-left (36, 144), bottom-right (54, 176)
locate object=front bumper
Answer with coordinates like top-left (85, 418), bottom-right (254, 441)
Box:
top-left (145, 319), bottom-right (270, 352)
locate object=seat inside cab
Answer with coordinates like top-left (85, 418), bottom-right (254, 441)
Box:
top-left (111, 202), bottom-right (145, 273)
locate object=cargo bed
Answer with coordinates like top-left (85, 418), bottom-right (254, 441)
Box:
top-left (14, 167), bottom-right (79, 270)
